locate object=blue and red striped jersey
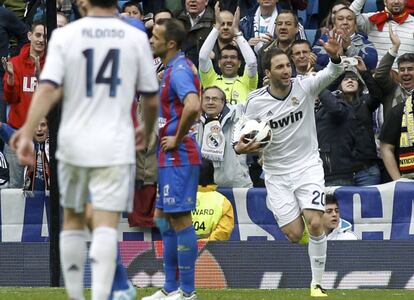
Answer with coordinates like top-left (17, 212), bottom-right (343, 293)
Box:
top-left (158, 52), bottom-right (202, 167)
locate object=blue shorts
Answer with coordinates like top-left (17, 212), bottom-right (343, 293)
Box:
top-left (157, 165), bottom-right (200, 213)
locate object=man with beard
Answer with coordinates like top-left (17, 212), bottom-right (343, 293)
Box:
top-left (199, 3), bottom-right (258, 104)
top-left (145, 18), bottom-right (201, 300)
top-left (350, 0), bottom-right (414, 67)
top-left (233, 32), bottom-right (344, 297)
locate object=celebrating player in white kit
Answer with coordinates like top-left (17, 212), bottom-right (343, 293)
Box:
top-left (234, 31), bottom-right (345, 297)
top-left (10, 0), bottom-right (159, 299)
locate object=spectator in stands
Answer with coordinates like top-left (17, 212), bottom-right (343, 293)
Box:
top-left (176, 0), bottom-right (215, 67)
top-left (323, 194), bottom-right (358, 240)
top-left (196, 86), bottom-right (252, 188)
top-left (318, 0), bottom-right (350, 41)
top-left (56, 11), bottom-right (68, 28)
top-left (0, 5), bottom-right (28, 149)
top-left (313, 7), bottom-right (378, 71)
top-left (257, 10), bottom-right (300, 87)
top-left (334, 60), bottom-right (383, 186)
top-left (199, 4), bottom-right (258, 104)
top-left (144, 8), bottom-right (173, 34)
top-left (350, 0), bottom-right (414, 68)
top-left (206, 8), bottom-right (241, 75)
top-left (374, 27), bottom-right (414, 117)
top-left (290, 39), bottom-right (317, 76)
top-left (315, 89), bottom-right (355, 186)
top-left (56, 0), bottom-right (74, 19)
top-left (121, 1), bottom-right (143, 20)
top-left (0, 118), bottom-right (49, 192)
top-left (380, 93), bottom-right (414, 180)
top-left (240, 0), bottom-right (305, 52)
top-left (2, 21), bottom-right (45, 188)
top-left (192, 159), bottom-right (234, 241)
top-left (128, 97), bottom-right (158, 228)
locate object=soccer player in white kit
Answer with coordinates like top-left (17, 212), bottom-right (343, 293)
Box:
top-left (234, 31), bottom-right (344, 297)
top-left (10, 0), bottom-right (159, 299)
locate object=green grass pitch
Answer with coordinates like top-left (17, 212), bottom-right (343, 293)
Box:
top-left (1, 288), bottom-right (414, 300)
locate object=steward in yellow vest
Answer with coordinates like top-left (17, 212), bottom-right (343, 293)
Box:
top-left (192, 184), bottom-right (234, 241)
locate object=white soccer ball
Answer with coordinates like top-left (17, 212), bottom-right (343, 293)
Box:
top-left (240, 119), bottom-right (272, 148)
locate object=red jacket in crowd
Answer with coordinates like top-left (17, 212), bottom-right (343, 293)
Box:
top-left (3, 43), bottom-right (45, 129)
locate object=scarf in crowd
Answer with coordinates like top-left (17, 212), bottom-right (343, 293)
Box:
top-left (254, 6), bottom-right (278, 38)
top-left (399, 95), bottom-right (414, 177)
top-left (201, 117), bottom-right (225, 162)
top-left (24, 141), bottom-right (50, 192)
top-left (369, 7), bottom-right (414, 31)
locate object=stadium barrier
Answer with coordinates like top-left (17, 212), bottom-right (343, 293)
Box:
top-left (1, 180), bottom-right (414, 288)
top-left (1, 179), bottom-right (414, 242)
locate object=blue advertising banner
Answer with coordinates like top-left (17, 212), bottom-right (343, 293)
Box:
top-left (0, 179), bottom-right (413, 242)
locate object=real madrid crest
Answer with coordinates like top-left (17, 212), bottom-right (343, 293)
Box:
top-left (207, 124), bottom-right (223, 148)
top-left (291, 97), bottom-right (299, 106)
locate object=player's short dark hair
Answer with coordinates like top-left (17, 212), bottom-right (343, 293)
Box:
top-left (218, 44), bottom-right (241, 60)
top-left (262, 47), bottom-right (288, 71)
top-left (89, 0), bottom-right (117, 9)
top-left (157, 18), bottom-right (187, 50)
top-left (122, 1), bottom-right (143, 15)
top-left (276, 10), bottom-right (299, 27)
top-left (203, 86), bottom-right (226, 102)
top-left (325, 194), bottom-right (339, 206)
top-left (397, 53), bottom-right (414, 67)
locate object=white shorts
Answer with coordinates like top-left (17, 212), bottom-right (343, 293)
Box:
top-left (58, 162), bottom-right (135, 213)
top-left (265, 164), bottom-right (325, 228)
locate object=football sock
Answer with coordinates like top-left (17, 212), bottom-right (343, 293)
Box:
top-left (89, 226), bottom-right (118, 300)
top-left (176, 225), bottom-right (198, 294)
top-left (110, 248), bottom-right (130, 294)
top-left (60, 230), bottom-right (86, 300)
top-left (162, 228), bottom-right (179, 293)
top-left (308, 233), bottom-right (327, 286)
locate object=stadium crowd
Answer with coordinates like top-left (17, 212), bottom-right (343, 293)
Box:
top-left (3, 0), bottom-right (413, 298)
top-left (1, 0), bottom-right (413, 216)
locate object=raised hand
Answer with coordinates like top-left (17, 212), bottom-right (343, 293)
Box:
top-left (1, 56), bottom-right (13, 76)
top-left (10, 128), bottom-right (36, 166)
top-left (1, 56), bottom-right (14, 85)
top-left (32, 55), bottom-right (41, 79)
top-left (214, 1), bottom-right (222, 29)
top-left (319, 29), bottom-right (342, 60)
top-left (232, 6), bottom-right (241, 35)
top-left (389, 25), bottom-right (400, 53)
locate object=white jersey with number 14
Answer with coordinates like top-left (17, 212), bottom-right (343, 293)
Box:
top-left (39, 17), bottom-right (158, 167)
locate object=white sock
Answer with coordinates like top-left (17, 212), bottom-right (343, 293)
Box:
top-left (60, 230), bottom-right (86, 300)
top-left (89, 226), bottom-right (118, 300)
top-left (308, 233), bottom-right (327, 287)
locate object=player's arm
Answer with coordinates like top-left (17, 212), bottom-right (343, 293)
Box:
top-left (302, 30), bottom-right (344, 97)
top-left (10, 82), bottom-right (62, 165)
top-left (160, 92), bottom-right (200, 151)
top-left (232, 101), bottom-right (261, 154)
